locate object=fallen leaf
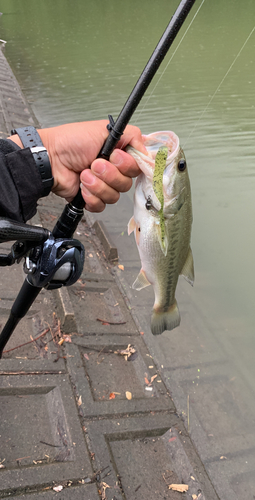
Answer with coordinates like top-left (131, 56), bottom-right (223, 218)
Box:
top-left (150, 374), bottom-right (158, 383)
top-left (89, 253), bottom-right (93, 258)
top-left (220, 456), bottom-right (227, 460)
top-left (118, 264), bottom-right (124, 271)
top-left (84, 353), bottom-right (89, 361)
top-left (144, 377), bottom-right (150, 385)
top-left (169, 484), bottom-right (189, 493)
top-left (0, 464), bottom-right (5, 469)
top-left (77, 395), bottom-right (82, 406)
top-left (101, 481), bottom-right (110, 500)
top-left (63, 335), bottom-right (72, 343)
top-left (109, 392), bottom-right (116, 399)
top-left (192, 495), bottom-right (198, 499)
top-left (116, 344), bottom-right (136, 359)
top-left (126, 391), bottom-right (132, 400)
top-left (53, 485), bottom-right (63, 492)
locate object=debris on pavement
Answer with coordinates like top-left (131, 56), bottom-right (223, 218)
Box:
top-left (168, 483), bottom-right (189, 492)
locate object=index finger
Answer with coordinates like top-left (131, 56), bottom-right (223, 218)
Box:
top-left (115, 125), bottom-right (147, 155)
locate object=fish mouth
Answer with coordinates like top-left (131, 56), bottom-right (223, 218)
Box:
top-left (126, 131), bottom-right (180, 179)
top-left (143, 131), bottom-right (179, 162)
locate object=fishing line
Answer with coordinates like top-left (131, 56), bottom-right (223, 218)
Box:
top-left (132, 0), bottom-right (207, 129)
top-left (184, 25), bottom-right (255, 147)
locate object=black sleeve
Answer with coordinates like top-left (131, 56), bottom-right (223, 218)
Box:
top-left (0, 139), bottom-right (44, 222)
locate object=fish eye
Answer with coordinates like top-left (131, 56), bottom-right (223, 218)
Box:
top-left (145, 196), bottom-right (152, 210)
top-left (178, 159), bottom-right (186, 172)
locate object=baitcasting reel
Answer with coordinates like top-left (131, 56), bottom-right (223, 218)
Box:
top-left (23, 235), bottom-right (84, 290)
top-left (0, 217), bottom-right (85, 357)
top-left (0, 217), bottom-right (84, 289)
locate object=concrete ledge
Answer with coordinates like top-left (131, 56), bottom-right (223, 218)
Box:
top-left (52, 287), bottom-right (77, 333)
top-left (92, 220), bottom-right (118, 262)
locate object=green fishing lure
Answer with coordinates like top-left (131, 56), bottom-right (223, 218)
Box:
top-left (153, 146), bottom-right (168, 255)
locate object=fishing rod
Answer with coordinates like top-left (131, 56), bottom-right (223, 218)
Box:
top-left (0, 0), bottom-right (197, 357)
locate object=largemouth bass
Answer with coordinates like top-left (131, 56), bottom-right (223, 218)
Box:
top-left (127, 131), bottom-right (194, 335)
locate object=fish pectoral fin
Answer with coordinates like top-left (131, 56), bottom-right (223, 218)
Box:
top-left (181, 246), bottom-right (195, 286)
top-left (132, 269), bottom-right (151, 290)
top-left (151, 300), bottom-right (180, 335)
top-left (127, 216), bottom-right (136, 235)
top-left (155, 222), bottom-right (168, 257)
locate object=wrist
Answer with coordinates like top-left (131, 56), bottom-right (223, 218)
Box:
top-left (9, 127), bottom-right (54, 197)
top-left (7, 134), bottom-right (23, 149)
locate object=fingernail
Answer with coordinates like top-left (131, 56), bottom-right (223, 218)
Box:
top-left (93, 161), bottom-right (106, 175)
top-left (81, 170), bottom-right (95, 186)
top-left (110, 150), bottom-right (122, 166)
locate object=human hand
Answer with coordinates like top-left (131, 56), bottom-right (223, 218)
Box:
top-left (40, 120), bottom-right (146, 210)
top-left (9, 120), bottom-right (146, 210)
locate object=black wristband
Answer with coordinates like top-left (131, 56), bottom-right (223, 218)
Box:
top-left (11, 126), bottom-right (54, 197)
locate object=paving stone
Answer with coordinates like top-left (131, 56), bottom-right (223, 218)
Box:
top-left (69, 281), bottom-right (138, 335)
top-left (85, 414), bottom-right (207, 500)
top-left (205, 453), bottom-right (255, 500)
top-left (0, 357), bottom-right (66, 375)
top-left (0, 374), bottom-right (92, 495)
top-left (167, 361), bottom-right (255, 460)
top-left (65, 334), bottom-right (173, 418)
top-left (4, 483), bottom-right (99, 500)
top-left (0, 278), bottom-right (60, 361)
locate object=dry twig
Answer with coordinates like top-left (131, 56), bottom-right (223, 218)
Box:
top-left (3, 328), bottom-right (50, 354)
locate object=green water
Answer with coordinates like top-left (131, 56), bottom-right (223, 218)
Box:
top-left (1, 1), bottom-right (255, 497)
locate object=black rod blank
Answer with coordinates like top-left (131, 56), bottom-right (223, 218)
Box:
top-left (100, 0), bottom-right (197, 158)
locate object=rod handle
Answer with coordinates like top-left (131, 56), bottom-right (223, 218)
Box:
top-left (0, 217), bottom-right (50, 243)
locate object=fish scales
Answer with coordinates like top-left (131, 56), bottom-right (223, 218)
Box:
top-left (127, 131), bottom-right (194, 335)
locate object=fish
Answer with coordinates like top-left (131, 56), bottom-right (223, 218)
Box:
top-left (127, 131), bottom-right (194, 335)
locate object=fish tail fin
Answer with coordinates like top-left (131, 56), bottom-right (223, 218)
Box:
top-left (151, 300), bottom-right (180, 335)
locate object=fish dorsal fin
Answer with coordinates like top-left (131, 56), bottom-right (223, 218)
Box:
top-left (132, 269), bottom-right (151, 290)
top-left (181, 247), bottom-right (194, 286)
top-left (127, 216), bottom-right (136, 235)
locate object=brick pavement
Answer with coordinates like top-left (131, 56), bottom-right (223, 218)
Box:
top-left (0, 47), bottom-right (219, 499)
